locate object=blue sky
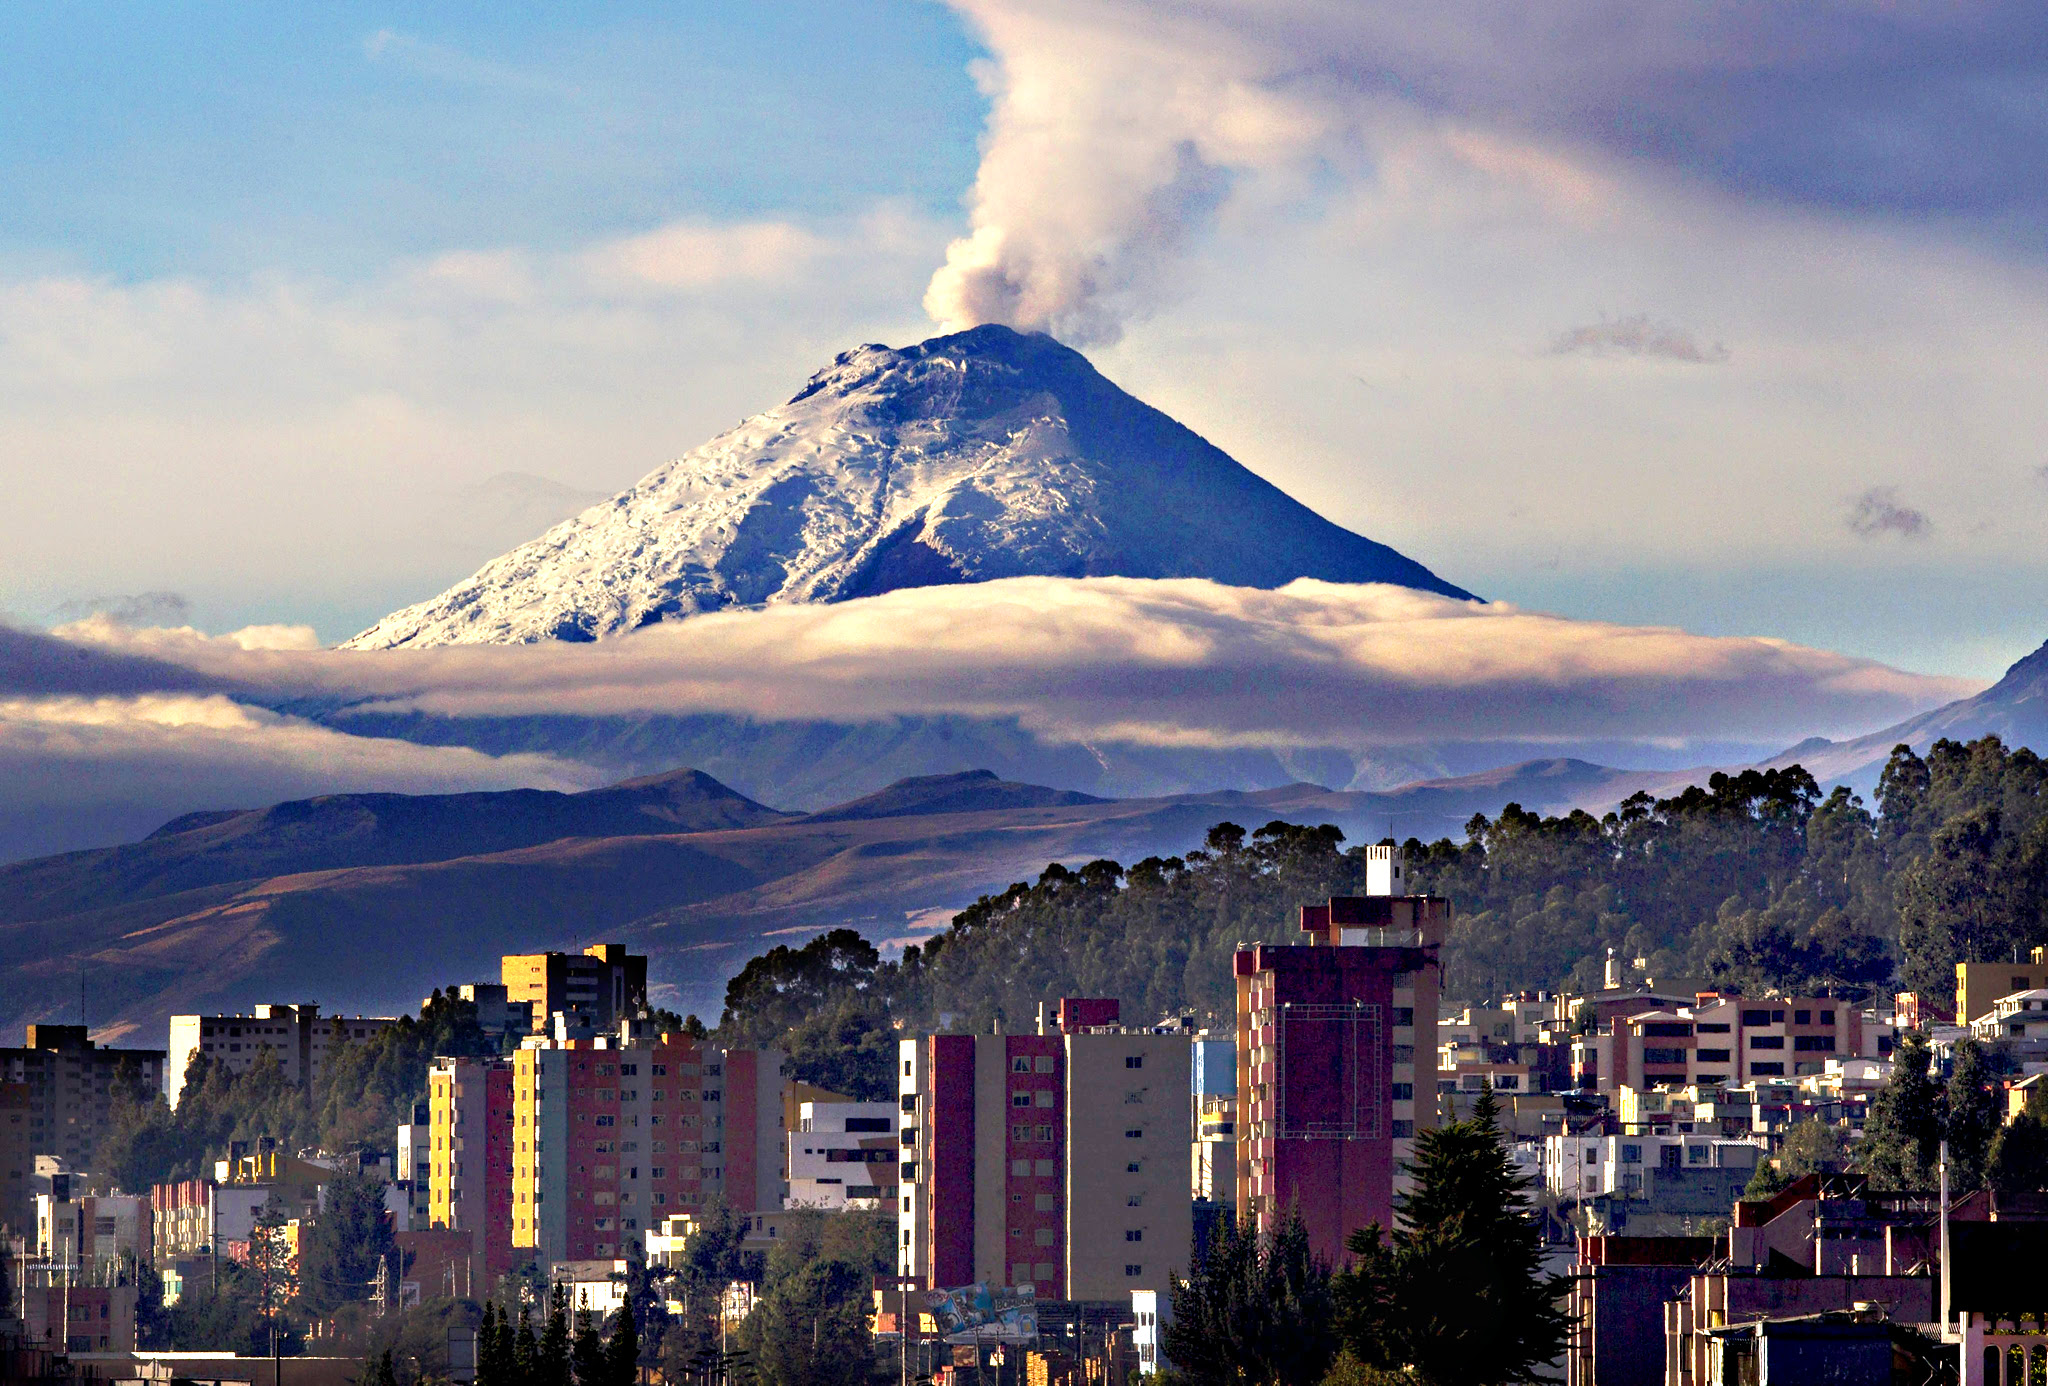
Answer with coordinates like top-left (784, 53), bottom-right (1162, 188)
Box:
top-left (2, 1), bottom-right (2045, 682)
top-left (0, 4), bottom-right (983, 279)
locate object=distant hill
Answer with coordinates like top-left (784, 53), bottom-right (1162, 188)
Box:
top-left (0, 757), bottom-right (1683, 1047)
top-left (1762, 634), bottom-right (2048, 787)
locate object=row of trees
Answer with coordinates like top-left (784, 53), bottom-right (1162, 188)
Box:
top-left (1165, 1095), bottom-right (1567, 1386)
top-left (716, 739), bottom-right (2048, 1076)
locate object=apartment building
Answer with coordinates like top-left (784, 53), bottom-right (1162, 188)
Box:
top-left (427, 1056), bottom-right (516, 1281)
top-left (0, 1026), bottom-right (166, 1169)
top-left (1571, 992), bottom-right (1882, 1094)
top-left (898, 998), bottom-right (1193, 1304)
top-left (1234, 848), bottom-right (1449, 1264)
top-left (2, 1081), bottom-right (31, 1237)
top-left (1957, 946), bottom-right (2048, 1029)
top-left (501, 944), bottom-right (647, 1032)
top-left (1191, 1038), bottom-right (1235, 1209)
top-left (36, 1191), bottom-right (150, 1275)
top-left (787, 1101), bottom-right (899, 1210)
top-left (166, 1004), bottom-right (396, 1107)
top-left (511, 1022), bottom-right (716, 1267)
top-left (396, 1100), bottom-right (431, 1230)
top-left (1541, 1132), bottom-right (1761, 1200)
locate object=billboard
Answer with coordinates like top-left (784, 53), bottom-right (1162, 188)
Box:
top-left (922, 1283), bottom-right (1040, 1345)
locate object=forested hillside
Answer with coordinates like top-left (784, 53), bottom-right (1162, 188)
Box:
top-left (720, 737), bottom-right (2048, 1098)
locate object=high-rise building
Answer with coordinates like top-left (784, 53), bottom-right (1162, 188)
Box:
top-left (1, 1081), bottom-right (32, 1238)
top-left (428, 1057), bottom-right (516, 1281)
top-left (511, 1022), bottom-right (716, 1266)
top-left (165, 1005), bottom-right (398, 1107)
top-left (1234, 847), bottom-right (1450, 1264)
top-left (396, 1100), bottom-right (432, 1231)
top-left (500, 945), bottom-right (648, 1033)
top-left (898, 998), bottom-right (1192, 1303)
top-left (0, 1026), bottom-right (166, 1169)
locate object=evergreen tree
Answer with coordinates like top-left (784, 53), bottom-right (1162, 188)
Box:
top-left (299, 1164), bottom-right (397, 1315)
top-left (1160, 1212), bottom-right (1336, 1386)
top-left (1333, 1102), bottom-right (1569, 1386)
top-left (514, 1306), bottom-right (540, 1386)
top-left (1945, 1037), bottom-right (2004, 1191)
top-left (574, 1308), bottom-right (608, 1386)
top-left (1860, 1032), bottom-right (1943, 1190)
top-left (540, 1285), bottom-right (573, 1386)
top-left (605, 1306), bottom-right (641, 1386)
top-left (372, 1350), bottom-right (400, 1386)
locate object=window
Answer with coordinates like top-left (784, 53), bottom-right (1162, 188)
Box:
top-left (595, 1116), bottom-right (615, 1127)
top-left (1127, 1162), bottom-right (1142, 1173)
top-left (1621, 1144), bottom-right (1642, 1164)
top-left (1793, 1010), bottom-right (1811, 1026)
top-left (1034, 1159), bottom-right (1054, 1176)
top-left (1036, 1090), bottom-right (1054, 1108)
top-left (652, 1064), bottom-right (667, 1076)
top-left (1125, 1265), bottom-right (1143, 1277)
top-left (620, 1063), bottom-right (638, 1075)
top-left (1793, 1036), bottom-right (1835, 1053)
top-left (1013, 1058), bottom-right (1032, 1073)
top-left (1012, 1125), bottom-right (1031, 1141)
top-left (904, 1061), bottom-right (912, 1076)
top-left (1036, 1194), bottom-right (1055, 1211)
top-left (1391, 1120), bottom-right (1414, 1138)
top-left (1035, 1056), bottom-right (1055, 1073)
top-left (1392, 1008), bottom-right (1414, 1026)
top-left (1751, 1062), bottom-right (1785, 1076)
top-left (1643, 1048), bottom-right (1687, 1065)
top-left (1012, 1159), bottom-right (1031, 1177)
top-left (1696, 1022), bottom-right (1730, 1034)
top-left (1125, 1056), bottom-right (1144, 1069)
top-left (1749, 1036), bottom-right (1784, 1050)
top-left (1741, 1009), bottom-right (1771, 1025)
top-left (1125, 1230), bottom-right (1143, 1242)
top-left (1390, 1083), bottom-right (1413, 1101)
top-left (1643, 1023), bottom-right (1692, 1038)
top-left (1013, 1092), bottom-right (1032, 1107)
top-left (1125, 1128), bottom-right (1143, 1139)
top-left (1034, 1228), bottom-right (1055, 1247)
top-left (1696, 1049), bottom-right (1731, 1063)
top-left (1126, 1195), bottom-right (1142, 1207)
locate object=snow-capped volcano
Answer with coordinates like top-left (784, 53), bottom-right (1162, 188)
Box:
top-left (343, 325), bottom-right (1473, 648)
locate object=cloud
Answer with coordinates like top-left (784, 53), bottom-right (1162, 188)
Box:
top-left (1846, 487), bottom-right (1931, 539)
top-left (1546, 314), bottom-right (1728, 363)
top-left (0, 623), bottom-right (229, 697)
top-left (926, 1), bottom-right (2048, 342)
top-left (584, 221), bottom-right (828, 292)
top-left (50, 591), bottom-right (193, 626)
top-left (56, 578), bottom-right (1974, 751)
top-left (0, 692), bottom-right (600, 864)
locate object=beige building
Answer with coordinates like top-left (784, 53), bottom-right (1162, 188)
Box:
top-left (501, 944), bottom-right (647, 1032)
top-left (1061, 1027), bottom-right (1193, 1302)
top-left (1957, 947), bottom-right (2048, 1028)
top-left (166, 1004), bottom-right (397, 1107)
top-left (0, 1026), bottom-right (166, 1169)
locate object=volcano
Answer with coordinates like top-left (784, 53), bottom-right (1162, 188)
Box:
top-left (343, 324), bottom-right (1472, 648)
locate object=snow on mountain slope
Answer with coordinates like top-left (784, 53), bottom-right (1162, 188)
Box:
top-left (343, 324), bottom-right (1473, 649)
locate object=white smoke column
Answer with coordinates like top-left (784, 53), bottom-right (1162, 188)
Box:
top-left (924, 2), bottom-right (1335, 344)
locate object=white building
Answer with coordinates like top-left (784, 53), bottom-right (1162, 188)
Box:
top-left (1541, 1133), bottom-right (1763, 1199)
top-left (786, 1101), bottom-right (898, 1210)
top-left (1973, 989), bottom-right (2048, 1040)
top-left (166, 1004), bottom-right (399, 1106)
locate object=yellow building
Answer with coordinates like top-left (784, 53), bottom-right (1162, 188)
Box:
top-left (501, 944), bottom-right (647, 1032)
top-left (1957, 947), bottom-right (2048, 1027)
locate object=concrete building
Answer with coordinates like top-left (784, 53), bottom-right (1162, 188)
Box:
top-left (1958, 947), bottom-right (2048, 1031)
top-left (0, 1026), bottom-right (166, 1170)
top-left (165, 1005), bottom-right (396, 1107)
top-left (898, 998), bottom-right (1193, 1304)
top-left (787, 1101), bottom-right (899, 1210)
top-left (1233, 849), bottom-right (1449, 1264)
top-left (428, 1056), bottom-right (516, 1281)
top-left (511, 1021), bottom-right (742, 1267)
top-left (1572, 993), bottom-right (1882, 1096)
top-left (1, 1080), bottom-right (31, 1238)
top-left (1563, 1235), bottom-right (1717, 1386)
top-left (36, 1192), bottom-right (150, 1277)
top-left (1190, 1040), bottom-right (1235, 1209)
top-left (433, 983), bottom-right (531, 1041)
top-left (396, 1100), bottom-right (431, 1231)
top-left (17, 1274), bottom-right (137, 1353)
top-left (1541, 1133), bottom-right (1762, 1203)
top-left (501, 944), bottom-right (647, 1033)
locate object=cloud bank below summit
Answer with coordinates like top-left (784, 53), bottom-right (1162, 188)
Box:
top-left (0, 579), bottom-right (1976, 862)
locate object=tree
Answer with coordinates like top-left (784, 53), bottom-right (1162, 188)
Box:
top-left (1944, 1038), bottom-right (2004, 1192)
top-left (301, 1164), bottom-right (398, 1315)
top-left (574, 1307), bottom-right (608, 1386)
top-left (605, 1306), bottom-right (641, 1386)
top-left (1162, 1212), bottom-right (1337, 1386)
top-left (1333, 1104), bottom-right (1569, 1386)
top-left (1746, 1120), bottom-right (1850, 1196)
top-left (740, 1256), bottom-right (872, 1386)
top-left (1990, 1100), bottom-right (2048, 1200)
top-left (514, 1306), bottom-right (540, 1386)
top-left (1860, 1032), bottom-right (1943, 1190)
top-left (540, 1285), bottom-right (573, 1386)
